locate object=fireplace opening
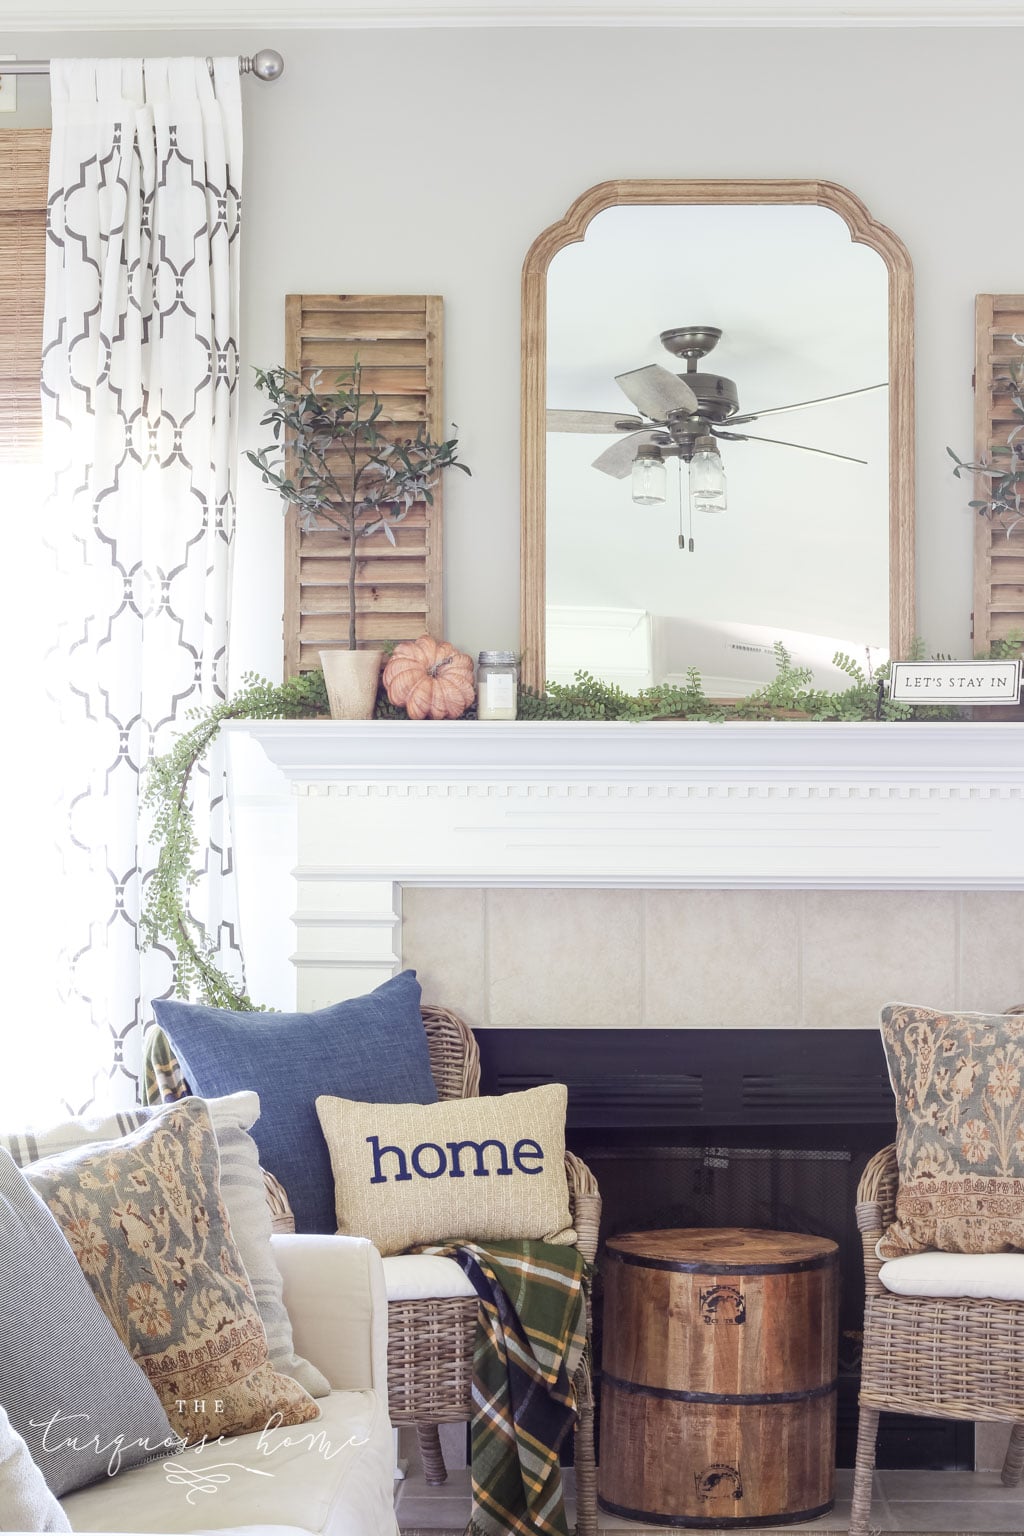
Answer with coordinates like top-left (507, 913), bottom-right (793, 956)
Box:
top-left (477, 1027), bottom-right (974, 1472)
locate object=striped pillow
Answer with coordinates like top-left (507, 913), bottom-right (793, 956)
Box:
top-left (0, 1106), bottom-right (151, 1168)
top-left (0, 1149), bottom-right (176, 1496)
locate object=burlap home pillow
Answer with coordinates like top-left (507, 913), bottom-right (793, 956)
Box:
top-left (24, 1098), bottom-right (321, 1446)
top-left (315, 1083), bottom-right (576, 1256)
top-left (878, 1002), bottom-right (1024, 1259)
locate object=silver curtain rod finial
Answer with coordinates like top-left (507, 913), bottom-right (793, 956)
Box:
top-left (242, 50), bottom-right (284, 82)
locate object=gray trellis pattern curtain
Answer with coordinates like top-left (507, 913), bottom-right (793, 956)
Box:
top-left (40, 58), bottom-right (245, 1112)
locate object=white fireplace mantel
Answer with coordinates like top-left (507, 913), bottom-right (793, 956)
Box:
top-left (226, 720), bottom-right (1024, 1007)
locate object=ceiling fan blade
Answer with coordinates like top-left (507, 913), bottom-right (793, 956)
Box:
top-left (713, 428), bottom-right (867, 466)
top-left (592, 429), bottom-right (672, 480)
top-left (729, 382), bottom-right (888, 426)
top-left (547, 408), bottom-right (646, 434)
top-left (615, 364), bottom-right (699, 421)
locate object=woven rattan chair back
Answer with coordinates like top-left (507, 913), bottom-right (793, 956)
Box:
top-left (420, 1004), bottom-right (481, 1101)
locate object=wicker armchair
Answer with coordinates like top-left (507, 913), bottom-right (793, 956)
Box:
top-left (851, 1144), bottom-right (1024, 1535)
top-left (391, 1006), bottom-right (600, 1536)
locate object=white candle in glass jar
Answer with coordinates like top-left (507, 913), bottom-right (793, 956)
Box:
top-left (477, 651), bottom-right (519, 720)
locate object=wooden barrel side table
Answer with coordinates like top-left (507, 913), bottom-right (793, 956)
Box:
top-left (598, 1227), bottom-right (839, 1529)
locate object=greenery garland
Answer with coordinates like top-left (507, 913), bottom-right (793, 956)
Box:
top-left (141, 671), bottom-right (333, 1010)
top-left (141, 638), bottom-right (1021, 1010)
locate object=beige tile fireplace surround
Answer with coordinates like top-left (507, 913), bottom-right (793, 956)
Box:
top-left (401, 886), bottom-right (1024, 1033)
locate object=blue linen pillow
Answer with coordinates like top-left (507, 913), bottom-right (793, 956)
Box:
top-left (152, 969), bottom-right (437, 1233)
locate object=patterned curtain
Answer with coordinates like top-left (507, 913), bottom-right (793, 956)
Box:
top-left (38, 58), bottom-right (245, 1115)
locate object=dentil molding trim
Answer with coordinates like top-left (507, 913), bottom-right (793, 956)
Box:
top-left (229, 720), bottom-right (1024, 896)
top-left (5, 0), bottom-right (1024, 28)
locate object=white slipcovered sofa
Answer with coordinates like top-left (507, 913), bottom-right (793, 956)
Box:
top-left (53, 1234), bottom-right (398, 1536)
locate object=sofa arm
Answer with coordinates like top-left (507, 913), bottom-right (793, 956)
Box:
top-left (271, 1233), bottom-right (388, 1396)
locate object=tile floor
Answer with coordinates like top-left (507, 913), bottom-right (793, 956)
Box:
top-left (395, 1466), bottom-right (1024, 1534)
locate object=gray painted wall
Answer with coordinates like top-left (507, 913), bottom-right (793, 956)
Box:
top-left (5, 25), bottom-right (1016, 677)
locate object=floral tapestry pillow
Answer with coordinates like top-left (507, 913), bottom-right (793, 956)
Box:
top-left (878, 1002), bottom-right (1024, 1259)
top-left (23, 1097), bottom-right (321, 1445)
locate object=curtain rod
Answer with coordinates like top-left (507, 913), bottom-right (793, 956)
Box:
top-left (0, 50), bottom-right (285, 81)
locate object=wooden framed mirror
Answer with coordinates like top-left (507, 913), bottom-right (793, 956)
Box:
top-left (520, 180), bottom-right (914, 695)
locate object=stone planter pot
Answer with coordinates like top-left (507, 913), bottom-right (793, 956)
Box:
top-left (319, 649), bottom-right (383, 719)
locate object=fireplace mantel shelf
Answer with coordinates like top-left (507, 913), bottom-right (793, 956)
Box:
top-left (225, 719), bottom-right (1024, 1007)
top-left (232, 718), bottom-right (1024, 786)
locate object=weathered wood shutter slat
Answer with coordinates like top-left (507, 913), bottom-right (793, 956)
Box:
top-left (282, 293), bottom-right (444, 677)
top-left (0, 130), bottom-right (49, 462)
top-left (973, 294), bottom-right (1024, 653)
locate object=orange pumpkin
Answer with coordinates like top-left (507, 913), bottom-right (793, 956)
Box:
top-left (382, 635), bottom-right (476, 721)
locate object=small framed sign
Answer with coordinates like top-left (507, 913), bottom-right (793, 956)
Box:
top-left (889, 659), bottom-right (1023, 705)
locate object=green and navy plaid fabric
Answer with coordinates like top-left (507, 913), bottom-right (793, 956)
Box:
top-left (423, 1239), bottom-right (587, 1536)
top-left (141, 1024), bottom-right (191, 1105)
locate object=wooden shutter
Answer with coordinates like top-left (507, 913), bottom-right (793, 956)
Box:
top-left (0, 130), bottom-right (49, 462)
top-left (282, 294), bottom-right (444, 677)
top-left (973, 294), bottom-right (1024, 655)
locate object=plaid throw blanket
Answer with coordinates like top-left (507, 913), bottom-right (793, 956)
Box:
top-left (423, 1239), bottom-right (588, 1536)
top-left (142, 1025), bottom-right (190, 1104)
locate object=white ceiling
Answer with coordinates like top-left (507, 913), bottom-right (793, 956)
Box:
top-left (3, 0), bottom-right (1023, 28)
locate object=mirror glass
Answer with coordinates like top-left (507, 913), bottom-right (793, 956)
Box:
top-left (545, 203), bottom-right (890, 695)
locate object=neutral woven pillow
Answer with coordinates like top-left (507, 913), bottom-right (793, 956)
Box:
top-left (200, 1094), bottom-right (330, 1398)
top-left (24, 1098), bottom-right (321, 1446)
top-left (878, 1001), bottom-right (1024, 1259)
top-left (315, 1083), bottom-right (575, 1256)
top-left (4, 1091), bottom-right (329, 1399)
top-left (0, 1402), bottom-right (71, 1532)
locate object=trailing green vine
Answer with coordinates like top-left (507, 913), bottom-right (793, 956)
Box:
top-left (142, 635), bottom-right (1023, 1009)
top-left (141, 671), bottom-right (333, 1010)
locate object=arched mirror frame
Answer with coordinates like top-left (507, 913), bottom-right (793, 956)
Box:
top-left (520, 179), bottom-right (915, 694)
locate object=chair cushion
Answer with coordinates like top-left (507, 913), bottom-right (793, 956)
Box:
top-left (6, 1093), bottom-right (329, 1401)
top-left (0, 1149), bottom-right (175, 1499)
top-left (60, 1389), bottom-right (397, 1536)
top-left (878, 1001), bottom-right (1024, 1258)
top-left (23, 1098), bottom-right (320, 1447)
top-left (316, 1083), bottom-right (575, 1256)
top-left (153, 970), bottom-right (437, 1235)
top-left (878, 1250), bottom-right (1024, 1301)
top-left (382, 1253), bottom-right (477, 1301)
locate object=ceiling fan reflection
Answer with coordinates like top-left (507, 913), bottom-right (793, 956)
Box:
top-left (547, 325), bottom-right (887, 519)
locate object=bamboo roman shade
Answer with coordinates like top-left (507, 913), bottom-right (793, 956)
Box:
top-left (973, 294), bottom-right (1024, 654)
top-left (0, 130), bottom-right (49, 461)
top-left (283, 294), bottom-right (444, 677)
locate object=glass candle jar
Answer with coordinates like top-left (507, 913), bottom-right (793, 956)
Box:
top-left (477, 651), bottom-right (519, 720)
